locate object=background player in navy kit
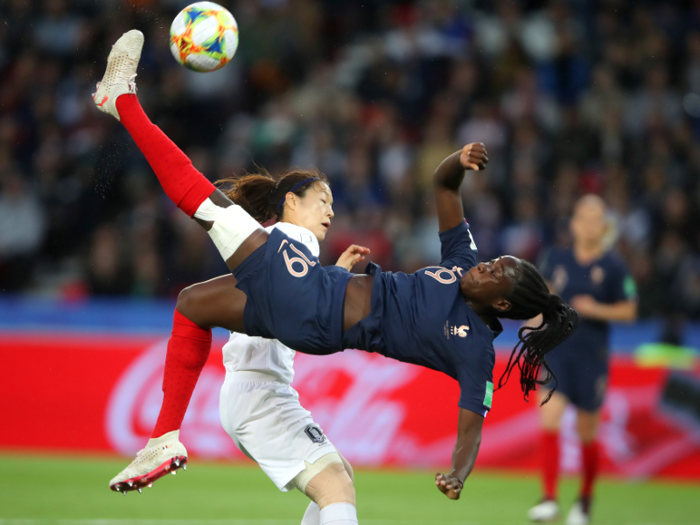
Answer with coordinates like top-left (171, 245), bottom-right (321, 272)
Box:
top-left (93, 31), bottom-right (579, 510)
top-left (528, 195), bottom-right (638, 525)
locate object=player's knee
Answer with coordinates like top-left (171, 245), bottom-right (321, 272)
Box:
top-left (176, 285), bottom-right (199, 321)
top-left (576, 412), bottom-right (599, 442)
top-left (294, 453), bottom-right (355, 508)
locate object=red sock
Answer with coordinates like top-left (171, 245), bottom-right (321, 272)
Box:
top-left (151, 309), bottom-right (212, 438)
top-left (115, 94), bottom-right (215, 217)
top-left (542, 431), bottom-right (559, 500)
top-left (581, 441), bottom-right (599, 499)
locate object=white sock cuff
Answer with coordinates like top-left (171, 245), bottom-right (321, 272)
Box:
top-left (319, 503), bottom-right (357, 524)
top-left (301, 501), bottom-right (321, 525)
top-left (146, 429), bottom-right (179, 447)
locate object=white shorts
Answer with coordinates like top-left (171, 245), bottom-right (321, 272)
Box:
top-left (219, 372), bottom-right (337, 491)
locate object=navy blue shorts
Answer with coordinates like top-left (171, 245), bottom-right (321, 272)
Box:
top-left (543, 343), bottom-right (608, 412)
top-left (232, 228), bottom-right (352, 355)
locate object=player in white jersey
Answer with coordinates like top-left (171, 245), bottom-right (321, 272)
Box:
top-left (220, 219), bottom-right (365, 524)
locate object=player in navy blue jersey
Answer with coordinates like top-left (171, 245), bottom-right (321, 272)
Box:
top-left (93, 32), bottom-right (578, 508)
top-left (527, 195), bottom-right (637, 525)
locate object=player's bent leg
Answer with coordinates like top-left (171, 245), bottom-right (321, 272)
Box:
top-left (177, 275), bottom-right (248, 333)
top-left (295, 454), bottom-right (357, 525)
top-left (109, 430), bottom-right (187, 494)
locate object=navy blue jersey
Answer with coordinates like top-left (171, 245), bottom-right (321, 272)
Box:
top-left (539, 247), bottom-right (636, 356)
top-left (343, 221), bottom-right (501, 417)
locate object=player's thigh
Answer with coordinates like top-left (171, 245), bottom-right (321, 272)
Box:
top-left (177, 274), bottom-right (246, 332)
top-left (221, 380), bottom-right (338, 492)
top-left (538, 390), bottom-right (569, 431)
top-left (571, 352), bottom-right (608, 414)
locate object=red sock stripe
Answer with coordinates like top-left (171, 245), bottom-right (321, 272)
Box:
top-left (115, 94), bottom-right (216, 217)
top-left (581, 441), bottom-right (599, 498)
top-left (542, 431), bottom-right (559, 500)
top-left (151, 309), bottom-right (212, 438)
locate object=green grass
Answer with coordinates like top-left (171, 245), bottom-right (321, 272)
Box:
top-left (0, 453), bottom-right (698, 525)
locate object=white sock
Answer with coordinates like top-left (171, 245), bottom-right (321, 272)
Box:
top-left (319, 503), bottom-right (358, 525)
top-left (301, 501), bottom-right (320, 525)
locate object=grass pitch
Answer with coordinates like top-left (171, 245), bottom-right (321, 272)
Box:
top-left (0, 453), bottom-right (698, 525)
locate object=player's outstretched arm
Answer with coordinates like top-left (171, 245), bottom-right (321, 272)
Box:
top-left (433, 144), bottom-right (488, 232)
top-left (435, 408), bottom-right (484, 500)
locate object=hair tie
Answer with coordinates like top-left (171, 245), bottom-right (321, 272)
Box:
top-left (276, 177), bottom-right (319, 212)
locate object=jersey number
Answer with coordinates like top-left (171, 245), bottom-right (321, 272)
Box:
top-left (425, 266), bottom-right (463, 284)
top-left (279, 239), bottom-right (316, 278)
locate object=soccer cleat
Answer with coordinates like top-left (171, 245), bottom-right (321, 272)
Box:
top-left (109, 432), bottom-right (187, 493)
top-left (92, 29), bottom-right (144, 121)
top-left (528, 499), bottom-right (559, 522)
top-left (566, 499), bottom-right (590, 525)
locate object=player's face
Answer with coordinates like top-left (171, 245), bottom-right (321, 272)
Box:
top-left (293, 182), bottom-right (334, 242)
top-left (570, 201), bottom-right (606, 246)
top-left (460, 256), bottom-right (520, 314)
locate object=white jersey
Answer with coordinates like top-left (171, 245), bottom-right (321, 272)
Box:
top-left (222, 222), bottom-right (320, 384)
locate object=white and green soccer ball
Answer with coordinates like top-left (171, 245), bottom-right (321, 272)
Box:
top-left (169, 2), bottom-right (239, 72)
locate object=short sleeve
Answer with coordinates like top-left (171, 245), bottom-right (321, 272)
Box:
top-left (439, 220), bottom-right (478, 270)
top-left (456, 343), bottom-right (495, 417)
top-left (608, 257), bottom-right (637, 303)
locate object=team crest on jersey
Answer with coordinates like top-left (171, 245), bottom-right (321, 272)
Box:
top-left (444, 322), bottom-right (469, 339)
top-left (304, 424), bottom-right (326, 444)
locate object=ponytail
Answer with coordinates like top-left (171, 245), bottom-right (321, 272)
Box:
top-left (216, 168), bottom-right (329, 224)
top-left (496, 260), bottom-right (580, 404)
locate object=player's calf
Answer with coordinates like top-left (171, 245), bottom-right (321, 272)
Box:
top-left (109, 430), bottom-right (187, 494)
top-left (295, 453), bottom-right (358, 524)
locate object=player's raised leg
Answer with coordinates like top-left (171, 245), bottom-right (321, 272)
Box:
top-left (92, 30), bottom-right (265, 272)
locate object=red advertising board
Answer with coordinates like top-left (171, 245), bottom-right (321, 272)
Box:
top-left (2, 333), bottom-right (699, 479)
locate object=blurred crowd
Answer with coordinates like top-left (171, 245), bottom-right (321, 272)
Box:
top-left (1, 0), bottom-right (700, 331)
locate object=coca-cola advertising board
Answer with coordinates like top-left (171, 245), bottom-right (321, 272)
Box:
top-left (2, 332), bottom-right (700, 479)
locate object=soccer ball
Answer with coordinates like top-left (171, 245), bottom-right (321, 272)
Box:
top-left (170, 2), bottom-right (239, 72)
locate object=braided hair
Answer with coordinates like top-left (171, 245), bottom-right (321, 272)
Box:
top-left (497, 260), bottom-right (579, 405)
top-left (216, 168), bottom-right (329, 224)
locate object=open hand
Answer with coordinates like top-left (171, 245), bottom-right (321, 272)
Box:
top-left (335, 244), bottom-right (370, 271)
top-left (460, 143), bottom-right (488, 171)
top-left (435, 473), bottom-right (463, 500)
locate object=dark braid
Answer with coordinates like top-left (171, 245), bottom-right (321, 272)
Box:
top-left (216, 168), bottom-right (329, 223)
top-left (497, 260), bottom-right (579, 405)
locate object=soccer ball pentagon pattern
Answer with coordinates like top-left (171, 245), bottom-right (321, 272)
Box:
top-left (170, 2), bottom-right (239, 72)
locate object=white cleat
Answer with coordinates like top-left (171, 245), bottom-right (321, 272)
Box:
top-left (109, 430), bottom-right (188, 493)
top-left (528, 499), bottom-right (559, 522)
top-left (93, 29), bottom-right (144, 121)
top-left (566, 500), bottom-right (590, 525)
